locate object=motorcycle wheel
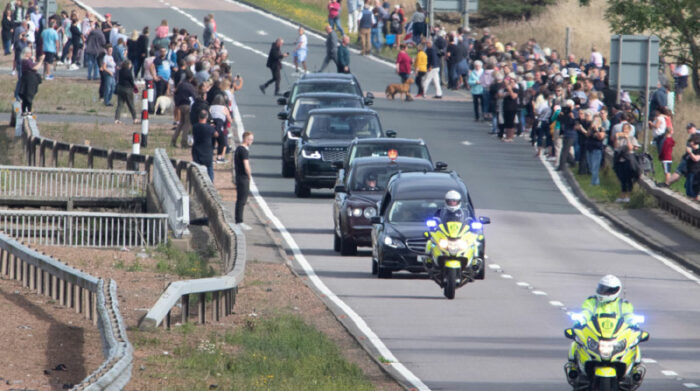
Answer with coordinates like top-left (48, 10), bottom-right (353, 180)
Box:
top-left (591, 377), bottom-right (615, 391)
top-left (444, 268), bottom-right (457, 299)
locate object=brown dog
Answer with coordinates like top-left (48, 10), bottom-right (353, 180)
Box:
top-left (385, 78), bottom-right (414, 101)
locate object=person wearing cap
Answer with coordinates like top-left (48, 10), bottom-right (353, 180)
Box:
top-left (361, 173), bottom-right (379, 191)
top-left (664, 123), bottom-right (697, 188)
top-left (101, 13), bottom-right (112, 42)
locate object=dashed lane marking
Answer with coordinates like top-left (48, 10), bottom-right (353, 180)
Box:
top-left (532, 290), bottom-right (547, 296)
top-left (683, 383), bottom-right (699, 388)
top-left (461, 140), bottom-right (473, 146)
top-left (662, 370), bottom-right (679, 377)
top-left (549, 301), bottom-right (563, 307)
top-left (257, 30), bottom-right (268, 36)
top-left (516, 282), bottom-right (530, 287)
top-left (642, 358), bottom-right (657, 364)
top-left (488, 264), bottom-right (500, 270)
top-left (501, 274), bottom-right (513, 279)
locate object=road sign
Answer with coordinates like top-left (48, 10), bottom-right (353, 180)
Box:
top-left (422, 0), bottom-right (478, 12)
top-left (43, 0), bottom-right (57, 21)
top-left (609, 35), bottom-right (660, 92)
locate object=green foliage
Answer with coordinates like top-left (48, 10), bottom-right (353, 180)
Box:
top-left (580, 0), bottom-right (700, 96)
top-left (479, 0), bottom-right (557, 22)
top-left (155, 242), bottom-right (217, 278)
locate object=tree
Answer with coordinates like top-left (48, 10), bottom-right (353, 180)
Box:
top-left (580, 0), bottom-right (700, 97)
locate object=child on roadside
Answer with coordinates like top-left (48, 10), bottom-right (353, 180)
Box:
top-left (659, 128), bottom-right (675, 185)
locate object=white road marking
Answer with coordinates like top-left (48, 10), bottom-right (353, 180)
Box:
top-left (501, 274), bottom-right (513, 279)
top-left (538, 155), bottom-right (700, 286)
top-left (461, 140), bottom-right (473, 146)
top-left (516, 282), bottom-right (530, 287)
top-left (642, 358), bottom-right (657, 364)
top-left (488, 264), bottom-right (500, 270)
top-left (549, 301), bottom-right (563, 307)
top-left (257, 30), bottom-right (268, 36)
top-left (532, 290), bottom-right (547, 296)
top-left (662, 370), bottom-right (679, 377)
top-left (683, 383), bottom-right (699, 388)
top-left (242, 114), bottom-right (256, 118)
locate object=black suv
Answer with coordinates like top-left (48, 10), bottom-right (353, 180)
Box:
top-left (370, 171), bottom-right (485, 278)
top-left (278, 92), bottom-right (365, 177)
top-left (277, 77), bottom-right (373, 110)
top-left (335, 137), bottom-right (446, 185)
top-left (333, 156), bottom-right (434, 255)
top-left (294, 108), bottom-right (383, 197)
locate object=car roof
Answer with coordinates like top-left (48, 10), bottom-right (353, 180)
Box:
top-left (295, 78), bottom-right (356, 85)
top-left (302, 73), bottom-right (356, 81)
top-left (349, 156), bottom-right (433, 169)
top-left (388, 171), bottom-right (468, 200)
top-left (294, 92), bottom-right (362, 100)
top-left (308, 107), bottom-right (377, 115)
top-left (349, 137), bottom-right (426, 146)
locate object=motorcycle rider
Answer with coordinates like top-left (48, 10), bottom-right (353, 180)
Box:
top-left (567, 274), bottom-right (640, 374)
top-left (434, 190), bottom-right (467, 223)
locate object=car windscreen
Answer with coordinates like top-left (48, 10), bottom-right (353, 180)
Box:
top-left (387, 199), bottom-right (442, 223)
top-left (291, 82), bottom-right (360, 102)
top-left (350, 164), bottom-right (423, 192)
top-left (350, 144), bottom-right (431, 162)
top-left (305, 114), bottom-right (382, 140)
top-left (291, 98), bottom-right (363, 122)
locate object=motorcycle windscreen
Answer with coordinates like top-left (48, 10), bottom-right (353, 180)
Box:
top-left (595, 314), bottom-right (623, 339)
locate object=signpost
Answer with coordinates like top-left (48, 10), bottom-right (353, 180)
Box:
top-left (42, 0), bottom-right (57, 23)
top-left (422, 0), bottom-right (477, 29)
top-left (609, 35), bottom-right (660, 154)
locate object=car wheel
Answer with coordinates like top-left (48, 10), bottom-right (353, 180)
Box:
top-left (333, 230), bottom-right (341, 252)
top-left (377, 265), bottom-right (392, 279)
top-left (294, 179), bottom-right (310, 198)
top-left (340, 235), bottom-right (357, 256)
top-left (281, 149), bottom-right (294, 177)
top-left (371, 258), bottom-right (378, 275)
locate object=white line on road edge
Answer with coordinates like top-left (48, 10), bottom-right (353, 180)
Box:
top-left (684, 383), bottom-right (700, 388)
top-left (538, 155), bottom-right (700, 286)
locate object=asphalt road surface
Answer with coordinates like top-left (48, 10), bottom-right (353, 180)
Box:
top-left (85, 1), bottom-right (700, 389)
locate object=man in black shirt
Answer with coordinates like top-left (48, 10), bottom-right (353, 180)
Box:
top-left (191, 109), bottom-right (218, 181)
top-left (259, 38), bottom-right (287, 96)
top-left (234, 131), bottom-right (255, 230)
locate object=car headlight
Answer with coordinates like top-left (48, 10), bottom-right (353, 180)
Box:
top-left (286, 130), bottom-right (301, 140)
top-left (347, 207), bottom-right (362, 217)
top-left (383, 236), bottom-right (405, 248)
top-left (301, 149), bottom-right (321, 159)
top-left (363, 207), bottom-right (376, 219)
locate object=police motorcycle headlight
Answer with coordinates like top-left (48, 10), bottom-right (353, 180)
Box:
top-left (348, 207), bottom-right (363, 217)
top-left (301, 149), bottom-right (322, 159)
top-left (445, 239), bottom-right (463, 255)
top-left (383, 236), bottom-right (405, 249)
top-left (438, 239), bottom-right (449, 249)
top-left (598, 339), bottom-right (616, 360)
top-left (363, 207), bottom-right (377, 219)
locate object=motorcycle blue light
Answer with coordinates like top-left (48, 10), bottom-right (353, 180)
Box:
top-left (569, 312), bottom-right (587, 324)
top-left (470, 221), bottom-right (483, 230)
top-left (629, 314), bottom-right (645, 325)
top-left (426, 219), bottom-right (437, 228)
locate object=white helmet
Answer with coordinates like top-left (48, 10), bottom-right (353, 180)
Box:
top-left (444, 190), bottom-right (462, 213)
top-left (596, 274), bottom-right (622, 303)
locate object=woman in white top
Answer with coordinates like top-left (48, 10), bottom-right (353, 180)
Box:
top-left (649, 109), bottom-right (667, 152)
top-left (210, 94), bottom-right (233, 163)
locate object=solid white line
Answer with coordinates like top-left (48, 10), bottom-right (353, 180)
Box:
top-left (538, 156), bottom-right (700, 286)
top-left (549, 301), bottom-right (563, 307)
top-left (662, 370), bottom-right (679, 377)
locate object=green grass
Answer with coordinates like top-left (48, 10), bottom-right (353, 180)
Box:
top-left (572, 164), bottom-right (656, 209)
top-left (154, 242), bottom-right (217, 278)
top-left (0, 76), bottom-right (108, 115)
top-left (146, 314), bottom-right (374, 390)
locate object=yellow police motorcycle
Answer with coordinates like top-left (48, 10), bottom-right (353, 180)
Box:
top-left (564, 312), bottom-right (649, 391)
top-left (422, 217), bottom-right (489, 299)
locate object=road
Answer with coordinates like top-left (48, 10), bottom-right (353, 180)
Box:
top-left (84, 1), bottom-right (700, 389)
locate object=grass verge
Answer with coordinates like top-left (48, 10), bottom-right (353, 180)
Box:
top-left (154, 241), bottom-right (218, 278)
top-left (0, 75), bottom-right (111, 115)
top-left (138, 314), bottom-right (374, 391)
top-left (572, 164), bottom-right (656, 209)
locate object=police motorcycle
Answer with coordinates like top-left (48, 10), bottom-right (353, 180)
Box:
top-left (564, 311), bottom-right (650, 391)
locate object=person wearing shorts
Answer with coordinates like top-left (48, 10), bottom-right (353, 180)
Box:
top-left (40, 19), bottom-right (59, 80)
top-left (293, 27), bottom-right (307, 73)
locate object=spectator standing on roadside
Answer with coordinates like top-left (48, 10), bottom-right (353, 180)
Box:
top-left (357, 4), bottom-right (373, 56)
top-left (40, 18), bottom-right (58, 80)
top-left (234, 131), bottom-right (255, 230)
top-left (12, 29), bottom-right (28, 99)
top-left (134, 27), bottom-right (149, 79)
top-left (337, 35), bottom-right (350, 73)
top-left (613, 123), bottom-right (640, 203)
top-left (2, 9), bottom-right (14, 55)
top-left (685, 135), bottom-right (700, 200)
top-left (192, 109), bottom-right (218, 181)
top-left (370, 2), bottom-right (382, 53)
top-left (389, 4), bottom-right (402, 48)
top-left (101, 13), bottom-right (112, 41)
top-left (259, 37), bottom-right (287, 95)
top-left (347, 0), bottom-right (360, 35)
top-left (411, 4), bottom-right (426, 45)
top-left (557, 100), bottom-right (577, 171)
top-left (422, 39), bottom-right (442, 99)
top-left (84, 21), bottom-right (104, 81)
top-left (153, 46), bottom-right (171, 100)
top-left (327, 0), bottom-right (344, 37)
top-left (154, 19), bottom-right (169, 50)
top-left (468, 60), bottom-right (484, 120)
top-left (203, 15), bottom-right (216, 47)
top-left (293, 27), bottom-right (308, 73)
top-left (18, 47), bottom-right (42, 114)
top-left (395, 43), bottom-right (411, 83)
top-left (318, 25), bottom-right (338, 72)
top-left (172, 70), bottom-right (196, 148)
top-left (589, 46), bottom-right (603, 69)
top-left (659, 127), bottom-right (675, 185)
top-left (648, 81), bottom-right (667, 118)
top-left (585, 114), bottom-right (606, 186)
top-left (413, 43), bottom-right (426, 98)
top-left (100, 43), bottom-right (116, 106)
top-left (672, 63), bottom-right (689, 101)
top-left (664, 123), bottom-right (697, 189)
top-left (114, 59), bottom-right (138, 124)
top-left (67, 17), bottom-right (82, 69)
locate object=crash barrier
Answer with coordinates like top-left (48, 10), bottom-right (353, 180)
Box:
top-left (15, 113), bottom-right (247, 331)
top-left (139, 163), bottom-right (247, 329)
top-left (152, 149), bottom-right (190, 238)
top-left (0, 209), bottom-right (168, 248)
top-left (602, 150), bottom-right (700, 229)
top-left (0, 232), bottom-right (132, 391)
top-left (0, 165), bottom-right (147, 201)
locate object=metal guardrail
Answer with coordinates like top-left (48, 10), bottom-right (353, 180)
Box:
top-left (0, 231), bottom-right (132, 391)
top-left (152, 149), bottom-right (190, 238)
top-left (0, 209), bottom-right (168, 248)
top-left (0, 165), bottom-right (147, 200)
